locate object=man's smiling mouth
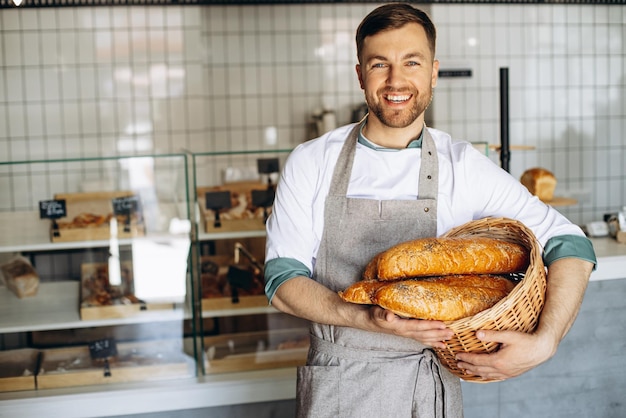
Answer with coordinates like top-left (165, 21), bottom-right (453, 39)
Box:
top-left (385, 94), bottom-right (411, 103)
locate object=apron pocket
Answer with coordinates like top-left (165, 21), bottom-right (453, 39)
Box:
top-left (297, 362), bottom-right (393, 418)
top-left (296, 365), bottom-right (340, 418)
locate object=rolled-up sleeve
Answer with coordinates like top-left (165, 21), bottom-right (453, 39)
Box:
top-left (264, 257), bottom-right (311, 304)
top-left (543, 234), bottom-right (597, 269)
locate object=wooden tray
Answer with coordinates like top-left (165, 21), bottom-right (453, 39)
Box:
top-left (203, 328), bottom-right (309, 374)
top-left (80, 302), bottom-right (177, 321)
top-left (52, 191), bottom-right (145, 242)
top-left (80, 262), bottom-right (175, 320)
top-left (202, 295), bottom-right (268, 311)
top-left (37, 340), bottom-right (192, 389)
top-left (546, 197), bottom-right (578, 207)
top-left (197, 182), bottom-right (269, 233)
top-left (200, 255), bottom-right (266, 312)
top-left (0, 349), bottom-right (39, 392)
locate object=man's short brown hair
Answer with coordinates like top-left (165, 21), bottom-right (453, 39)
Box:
top-left (356, 3), bottom-right (437, 63)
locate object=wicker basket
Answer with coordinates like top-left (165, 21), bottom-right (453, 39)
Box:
top-left (434, 217), bottom-right (547, 382)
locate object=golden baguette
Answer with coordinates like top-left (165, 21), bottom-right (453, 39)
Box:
top-left (362, 252), bottom-right (383, 281)
top-left (338, 279), bottom-right (390, 305)
top-left (373, 275), bottom-right (516, 321)
top-left (376, 237), bottom-right (529, 281)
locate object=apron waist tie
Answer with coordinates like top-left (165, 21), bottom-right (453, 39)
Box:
top-left (309, 333), bottom-right (433, 362)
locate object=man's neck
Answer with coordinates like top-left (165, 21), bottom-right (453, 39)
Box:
top-left (361, 116), bottom-right (425, 149)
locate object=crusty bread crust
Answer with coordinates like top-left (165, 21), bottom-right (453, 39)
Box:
top-left (372, 275), bottom-right (516, 321)
top-left (375, 237), bottom-right (529, 281)
top-left (338, 280), bottom-right (388, 305)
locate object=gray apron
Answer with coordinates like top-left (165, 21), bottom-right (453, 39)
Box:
top-left (296, 125), bottom-right (463, 418)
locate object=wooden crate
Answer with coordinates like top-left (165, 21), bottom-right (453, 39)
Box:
top-left (80, 262), bottom-right (175, 320)
top-left (0, 349), bottom-right (39, 392)
top-left (202, 328), bottom-right (309, 374)
top-left (80, 302), bottom-right (177, 321)
top-left (202, 295), bottom-right (268, 311)
top-left (37, 340), bottom-right (192, 389)
top-left (197, 182), bottom-right (269, 233)
top-left (51, 191), bottom-right (145, 242)
top-left (200, 255), bottom-right (267, 312)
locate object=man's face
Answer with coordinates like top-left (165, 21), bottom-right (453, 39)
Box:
top-left (356, 23), bottom-right (439, 129)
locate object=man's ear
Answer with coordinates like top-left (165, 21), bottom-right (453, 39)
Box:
top-left (431, 59), bottom-right (440, 89)
top-left (356, 64), bottom-right (365, 90)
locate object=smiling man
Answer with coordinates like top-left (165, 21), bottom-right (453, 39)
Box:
top-left (264, 4), bottom-right (596, 417)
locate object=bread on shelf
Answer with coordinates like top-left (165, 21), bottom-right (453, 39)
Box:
top-left (520, 167), bottom-right (557, 202)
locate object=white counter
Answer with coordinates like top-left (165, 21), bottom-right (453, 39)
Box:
top-left (588, 237), bottom-right (626, 281)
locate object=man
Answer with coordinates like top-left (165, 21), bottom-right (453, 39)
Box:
top-left (264, 4), bottom-right (596, 417)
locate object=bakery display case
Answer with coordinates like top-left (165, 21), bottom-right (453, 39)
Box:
top-left (190, 149), bottom-right (310, 376)
top-left (0, 150), bottom-right (312, 416)
top-left (0, 154), bottom-right (196, 402)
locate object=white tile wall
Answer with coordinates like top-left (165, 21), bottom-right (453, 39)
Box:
top-left (0, 4), bottom-right (624, 226)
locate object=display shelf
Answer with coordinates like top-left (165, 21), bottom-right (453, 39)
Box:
top-left (0, 368), bottom-right (297, 418)
top-left (200, 305), bottom-right (277, 319)
top-left (0, 206), bottom-right (189, 253)
top-left (198, 229), bottom-right (267, 241)
top-left (0, 281), bottom-right (189, 334)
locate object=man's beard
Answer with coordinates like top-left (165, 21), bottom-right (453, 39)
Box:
top-left (367, 87), bottom-right (433, 129)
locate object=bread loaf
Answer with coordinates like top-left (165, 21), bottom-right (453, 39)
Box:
top-left (362, 252), bottom-right (383, 281)
top-left (338, 279), bottom-right (388, 305)
top-left (520, 167), bottom-right (556, 202)
top-left (373, 275), bottom-right (516, 321)
top-left (1, 256), bottom-right (40, 298)
top-left (375, 237), bottom-right (528, 281)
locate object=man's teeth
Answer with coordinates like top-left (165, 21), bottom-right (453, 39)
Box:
top-left (386, 95), bottom-right (410, 103)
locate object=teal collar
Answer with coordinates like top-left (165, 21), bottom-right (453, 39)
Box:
top-left (357, 120), bottom-right (423, 151)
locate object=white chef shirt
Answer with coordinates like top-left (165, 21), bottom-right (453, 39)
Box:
top-left (264, 123), bottom-right (595, 301)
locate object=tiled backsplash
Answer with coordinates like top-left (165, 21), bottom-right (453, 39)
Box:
top-left (0, 4), bottom-right (624, 225)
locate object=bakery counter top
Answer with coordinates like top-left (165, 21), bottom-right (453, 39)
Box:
top-left (0, 281), bottom-right (188, 333)
top-left (589, 237), bottom-right (626, 281)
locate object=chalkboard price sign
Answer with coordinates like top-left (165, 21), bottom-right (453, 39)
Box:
top-left (205, 191), bottom-right (232, 228)
top-left (88, 338), bottom-right (118, 360)
top-left (204, 191), bottom-right (232, 210)
top-left (251, 189), bottom-right (275, 208)
top-left (112, 195), bottom-right (139, 216)
top-left (257, 158), bottom-right (280, 174)
top-left (39, 199), bottom-right (67, 219)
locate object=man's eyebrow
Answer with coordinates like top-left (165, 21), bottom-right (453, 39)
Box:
top-left (403, 52), bottom-right (428, 61)
top-left (365, 55), bottom-right (388, 63)
top-left (365, 51), bottom-right (428, 63)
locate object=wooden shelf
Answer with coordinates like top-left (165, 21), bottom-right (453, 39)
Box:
top-left (0, 281), bottom-right (188, 333)
top-left (198, 230), bottom-right (267, 241)
top-left (0, 210), bottom-right (189, 253)
top-left (547, 197), bottom-right (578, 207)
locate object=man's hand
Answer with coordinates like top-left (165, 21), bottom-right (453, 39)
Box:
top-left (368, 306), bottom-right (454, 349)
top-left (455, 257), bottom-right (594, 381)
top-left (455, 329), bottom-right (556, 381)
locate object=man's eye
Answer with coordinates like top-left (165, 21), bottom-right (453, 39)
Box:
top-left (407, 61), bottom-right (420, 67)
top-left (372, 63), bottom-right (386, 68)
